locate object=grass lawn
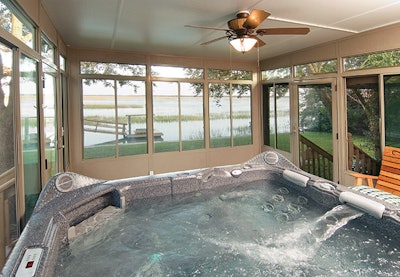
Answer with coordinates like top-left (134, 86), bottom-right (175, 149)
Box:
top-left (301, 132), bottom-right (333, 154)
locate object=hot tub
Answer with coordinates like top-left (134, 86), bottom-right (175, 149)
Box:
top-left (2, 151), bottom-right (400, 276)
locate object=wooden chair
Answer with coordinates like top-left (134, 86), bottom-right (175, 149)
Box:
top-left (350, 146), bottom-right (400, 196)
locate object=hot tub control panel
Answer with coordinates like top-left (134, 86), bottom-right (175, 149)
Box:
top-left (15, 247), bottom-right (43, 277)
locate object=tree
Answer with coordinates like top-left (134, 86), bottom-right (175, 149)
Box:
top-left (185, 68), bottom-right (251, 107)
top-left (81, 62), bottom-right (145, 92)
top-left (0, 47), bottom-right (14, 174)
top-left (299, 85), bottom-right (332, 132)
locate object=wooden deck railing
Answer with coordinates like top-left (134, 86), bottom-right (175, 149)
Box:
top-left (0, 168), bottom-right (17, 269)
top-left (299, 133), bottom-right (379, 180)
top-left (299, 134), bottom-right (333, 180)
top-left (347, 133), bottom-right (379, 175)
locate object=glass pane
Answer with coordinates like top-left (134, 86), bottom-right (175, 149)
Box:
top-left (346, 76), bottom-right (380, 175)
top-left (59, 55), bottom-right (66, 71)
top-left (41, 36), bottom-right (55, 64)
top-left (344, 49), bottom-right (400, 71)
top-left (80, 62), bottom-right (145, 77)
top-left (263, 85), bottom-right (275, 147)
top-left (266, 84), bottom-right (291, 152)
top-left (0, 1), bottom-right (35, 48)
top-left (151, 66), bottom-right (204, 79)
top-left (384, 75), bottom-right (400, 148)
top-left (0, 42), bottom-right (14, 174)
top-left (83, 79), bottom-right (116, 159)
top-left (299, 84), bottom-right (333, 180)
top-left (20, 55), bottom-right (40, 220)
top-left (153, 81), bottom-right (179, 152)
top-left (208, 69), bottom-right (252, 80)
top-left (294, 59), bottom-right (337, 77)
top-left (262, 67), bottom-right (291, 80)
top-left (43, 73), bottom-right (57, 178)
top-left (276, 85), bottom-right (291, 152)
top-left (209, 83), bottom-right (231, 148)
top-left (232, 84), bottom-right (252, 146)
top-left (181, 82), bottom-right (204, 150)
top-left (117, 80), bottom-right (147, 156)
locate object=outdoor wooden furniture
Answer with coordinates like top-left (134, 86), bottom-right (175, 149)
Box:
top-left (350, 146), bottom-right (400, 196)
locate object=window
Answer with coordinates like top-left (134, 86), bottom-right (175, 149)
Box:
top-left (81, 62), bottom-right (147, 159)
top-left (232, 84), bottom-right (252, 146)
top-left (81, 61), bottom-right (146, 77)
top-left (262, 67), bottom-right (291, 80)
top-left (209, 82), bottom-right (252, 148)
top-left (181, 82), bottom-right (204, 150)
top-left (81, 63), bottom-right (253, 157)
top-left (384, 75), bottom-right (400, 148)
top-left (20, 54), bottom-right (40, 220)
top-left (82, 79), bottom-right (147, 159)
top-left (209, 83), bottom-right (231, 148)
top-left (59, 55), bottom-right (66, 72)
top-left (0, 0), bottom-right (35, 48)
top-left (151, 66), bottom-right (204, 79)
top-left (83, 79), bottom-right (116, 159)
top-left (0, 42), bottom-right (14, 174)
top-left (41, 35), bottom-right (56, 65)
top-left (263, 83), bottom-right (290, 152)
top-left (344, 49), bottom-right (400, 71)
top-left (346, 76), bottom-right (380, 175)
top-left (208, 69), bottom-right (252, 80)
top-left (150, 66), bottom-right (205, 153)
top-left (152, 81), bottom-right (205, 152)
top-left (294, 59), bottom-right (337, 77)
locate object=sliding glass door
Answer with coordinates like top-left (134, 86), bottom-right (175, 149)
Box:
top-left (296, 82), bottom-right (337, 181)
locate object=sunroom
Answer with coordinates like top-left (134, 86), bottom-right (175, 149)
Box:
top-left (1, 0), bottom-right (400, 269)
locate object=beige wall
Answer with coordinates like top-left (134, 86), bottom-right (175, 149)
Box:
top-left (67, 47), bottom-right (261, 180)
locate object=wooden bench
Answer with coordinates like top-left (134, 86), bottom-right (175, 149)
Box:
top-left (350, 146), bottom-right (400, 196)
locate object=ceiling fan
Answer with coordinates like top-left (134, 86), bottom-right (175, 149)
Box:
top-left (185, 9), bottom-right (310, 53)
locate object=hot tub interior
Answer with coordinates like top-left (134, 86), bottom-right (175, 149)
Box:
top-left (2, 151), bottom-right (400, 276)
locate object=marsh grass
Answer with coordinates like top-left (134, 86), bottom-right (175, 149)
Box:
top-left (84, 104), bottom-right (143, 109)
top-left (84, 113), bottom-right (251, 124)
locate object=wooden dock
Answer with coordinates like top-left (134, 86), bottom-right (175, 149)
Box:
top-left (125, 128), bottom-right (163, 140)
top-left (84, 120), bottom-right (163, 140)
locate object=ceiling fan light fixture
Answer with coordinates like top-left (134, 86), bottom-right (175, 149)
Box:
top-left (229, 36), bottom-right (257, 53)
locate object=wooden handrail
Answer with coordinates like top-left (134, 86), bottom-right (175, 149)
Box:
top-left (299, 134), bottom-right (333, 180)
top-left (298, 133), bottom-right (379, 180)
top-left (347, 133), bottom-right (379, 175)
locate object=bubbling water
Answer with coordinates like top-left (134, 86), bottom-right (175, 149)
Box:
top-left (56, 181), bottom-right (400, 276)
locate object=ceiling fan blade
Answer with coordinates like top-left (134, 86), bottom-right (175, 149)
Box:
top-left (185, 25), bottom-right (229, 31)
top-left (257, 27), bottom-right (310, 35)
top-left (243, 9), bottom-right (270, 29)
top-left (253, 36), bottom-right (266, 47)
top-left (200, 36), bottom-right (227, 45)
